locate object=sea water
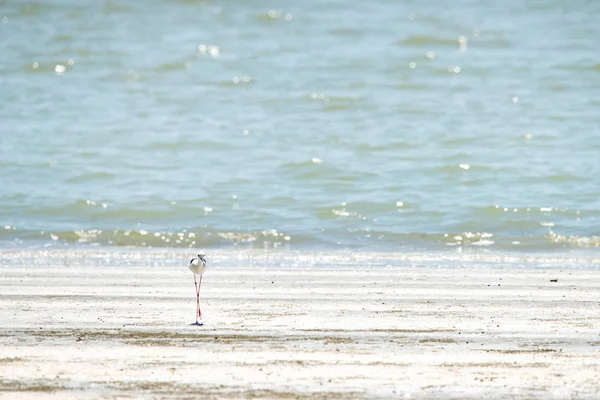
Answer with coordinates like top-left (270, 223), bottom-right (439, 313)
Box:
top-left (1, 1), bottom-right (599, 253)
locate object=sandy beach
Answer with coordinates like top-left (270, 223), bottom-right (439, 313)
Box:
top-left (1, 250), bottom-right (600, 399)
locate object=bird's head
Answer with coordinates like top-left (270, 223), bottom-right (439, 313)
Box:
top-left (198, 251), bottom-right (206, 260)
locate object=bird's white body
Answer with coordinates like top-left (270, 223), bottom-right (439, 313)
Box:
top-left (188, 254), bottom-right (207, 275)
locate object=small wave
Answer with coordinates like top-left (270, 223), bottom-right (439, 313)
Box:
top-left (2, 225), bottom-right (600, 252)
top-left (145, 139), bottom-right (234, 151)
top-left (53, 34), bottom-right (74, 42)
top-left (67, 172), bottom-right (115, 184)
top-left (397, 35), bottom-right (458, 47)
top-left (278, 159), bottom-right (346, 180)
top-left (443, 232), bottom-right (495, 247)
top-left (315, 201), bottom-right (412, 221)
top-left (546, 174), bottom-right (586, 183)
top-left (24, 60), bottom-right (74, 74)
top-left (218, 229), bottom-right (292, 245)
top-left (470, 36), bottom-right (512, 48)
top-left (156, 61), bottom-right (192, 72)
top-left (434, 163), bottom-right (494, 174)
top-left (393, 82), bottom-right (433, 92)
top-left (557, 63), bottom-right (600, 72)
top-left (18, 3), bottom-right (46, 16)
top-left (354, 141), bottom-right (417, 152)
top-left (328, 27), bottom-right (363, 37)
top-left (477, 205), bottom-right (584, 218)
top-left (547, 232), bottom-right (600, 248)
top-left (252, 10), bottom-right (293, 23)
top-left (103, 1), bottom-right (131, 13)
top-left (0, 227), bottom-right (297, 249)
top-left (217, 77), bottom-right (254, 87)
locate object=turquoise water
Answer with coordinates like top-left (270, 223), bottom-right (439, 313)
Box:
top-left (1, 1), bottom-right (600, 251)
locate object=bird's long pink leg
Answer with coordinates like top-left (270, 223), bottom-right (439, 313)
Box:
top-left (194, 274), bottom-right (199, 324)
top-left (197, 274), bottom-right (203, 320)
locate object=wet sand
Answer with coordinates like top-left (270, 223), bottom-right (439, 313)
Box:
top-left (1, 254), bottom-right (600, 399)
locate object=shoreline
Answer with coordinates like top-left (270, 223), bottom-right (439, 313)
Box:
top-left (1, 252), bottom-right (599, 398)
top-left (2, 246), bottom-right (600, 268)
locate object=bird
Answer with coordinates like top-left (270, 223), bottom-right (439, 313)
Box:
top-left (188, 251), bottom-right (207, 325)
